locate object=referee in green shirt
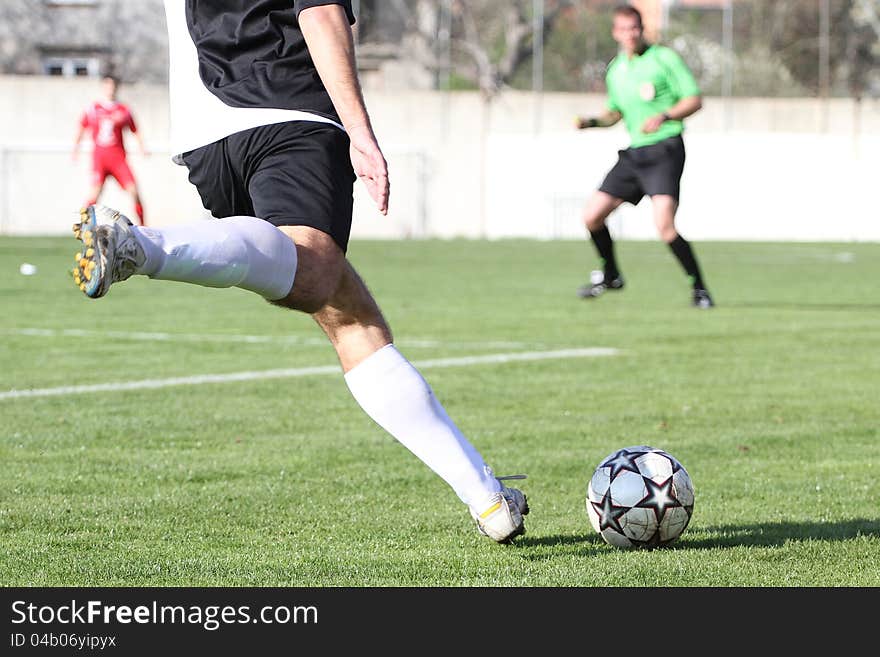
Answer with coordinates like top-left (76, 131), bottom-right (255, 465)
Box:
top-left (575, 4), bottom-right (714, 309)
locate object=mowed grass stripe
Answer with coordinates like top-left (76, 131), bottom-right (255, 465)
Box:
top-left (1, 327), bottom-right (546, 350)
top-left (0, 347), bottom-right (619, 400)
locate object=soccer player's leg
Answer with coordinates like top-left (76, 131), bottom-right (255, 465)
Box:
top-left (651, 195), bottom-right (714, 308)
top-left (643, 138), bottom-right (714, 308)
top-left (70, 206), bottom-right (297, 300)
top-left (252, 123), bottom-right (528, 543)
top-left (84, 158), bottom-right (107, 208)
top-left (70, 128), bottom-right (299, 300)
top-left (579, 189), bottom-right (627, 299)
top-left (108, 156), bottom-right (146, 226)
top-left (280, 233), bottom-right (528, 543)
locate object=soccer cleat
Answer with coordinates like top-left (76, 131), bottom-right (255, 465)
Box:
top-left (471, 474), bottom-right (530, 544)
top-left (71, 205), bottom-right (145, 299)
top-left (692, 287), bottom-right (715, 309)
top-left (577, 270), bottom-right (625, 299)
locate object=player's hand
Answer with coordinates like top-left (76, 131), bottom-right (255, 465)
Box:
top-left (575, 116), bottom-right (598, 130)
top-left (642, 114), bottom-right (666, 134)
top-left (348, 124), bottom-right (389, 216)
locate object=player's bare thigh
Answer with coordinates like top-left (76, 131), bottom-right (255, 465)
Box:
top-left (582, 191), bottom-right (623, 232)
top-left (650, 194), bottom-right (679, 242)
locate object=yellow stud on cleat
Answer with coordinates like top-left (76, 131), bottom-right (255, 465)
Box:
top-left (85, 248), bottom-right (94, 257)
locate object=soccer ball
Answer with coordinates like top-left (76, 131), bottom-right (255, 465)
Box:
top-left (586, 445), bottom-right (694, 549)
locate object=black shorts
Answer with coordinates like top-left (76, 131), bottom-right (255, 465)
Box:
top-left (598, 135), bottom-right (686, 205)
top-left (181, 121), bottom-right (356, 252)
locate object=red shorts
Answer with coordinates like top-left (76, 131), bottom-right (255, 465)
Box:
top-left (90, 147), bottom-right (136, 188)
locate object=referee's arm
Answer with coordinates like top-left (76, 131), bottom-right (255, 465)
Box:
top-left (642, 95), bottom-right (702, 134)
top-left (575, 109), bottom-right (622, 130)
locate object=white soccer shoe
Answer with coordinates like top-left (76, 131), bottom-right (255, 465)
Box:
top-left (471, 475), bottom-right (529, 544)
top-left (71, 205), bottom-right (145, 299)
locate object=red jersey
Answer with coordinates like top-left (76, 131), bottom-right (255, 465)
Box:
top-left (80, 101), bottom-right (137, 151)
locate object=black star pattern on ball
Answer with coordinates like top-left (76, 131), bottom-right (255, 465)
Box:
top-left (635, 475), bottom-right (681, 523)
top-left (603, 447), bottom-right (654, 480)
top-left (590, 489), bottom-right (628, 534)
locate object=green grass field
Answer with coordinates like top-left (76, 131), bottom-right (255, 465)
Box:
top-left (1, 236), bottom-right (878, 586)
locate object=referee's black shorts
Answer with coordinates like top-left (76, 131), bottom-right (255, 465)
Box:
top-left (181, 120), bottom-right (356, 253)
top-left (598, 134), bottom-right (686, 205)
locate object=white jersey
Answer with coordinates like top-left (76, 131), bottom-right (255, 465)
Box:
top-left (163, 0), bottom-right (345, 163)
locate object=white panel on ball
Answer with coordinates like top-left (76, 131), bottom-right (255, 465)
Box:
top-left (586, 445), bottom-right (695, 549)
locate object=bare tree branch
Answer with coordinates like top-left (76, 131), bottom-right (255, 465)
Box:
top-left (378, 0), bottom-right (572, 99)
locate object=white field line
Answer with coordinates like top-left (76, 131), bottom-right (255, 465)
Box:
top-left (0, 348), bottom-right (619, 401)
top-left (1, 328), bottom-right (542, 350)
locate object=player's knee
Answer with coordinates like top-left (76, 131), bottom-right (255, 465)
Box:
top-left (658, 226), bottom-right (678, 243)
top-left (583, 212), bottom-right (605, 232)
top-left (276, 244), bottom-right (345, 314)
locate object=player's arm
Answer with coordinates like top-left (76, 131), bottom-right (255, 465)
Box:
top-left (643, 48), bottom-right (702, 134)
top-left (642, 95), bottom-right (702, 134)
top-left (71, 122), bottom-right (87, 161)
top-left (575, 109), bottom-right (622, 130)
top-left (126, 112), bottom-right (149, 157)
top-left (299, 4), bottom-right (388, 215)
top-left (131, 127), bottom-right (149, 157)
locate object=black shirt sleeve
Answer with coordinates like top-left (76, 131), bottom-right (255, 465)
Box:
top-left (293, 1), bottom-right (355, 24)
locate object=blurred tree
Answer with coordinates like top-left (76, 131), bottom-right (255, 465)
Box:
top-left (665, 0), bottom-right (879, 98)
top-left (381, 0), bottom-right (575, 98)
top-left (842, 0), bottom-right (879, 99)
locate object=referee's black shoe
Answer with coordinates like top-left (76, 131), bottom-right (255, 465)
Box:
top-left (692, 287), bottom-right (715, 309)
top-left (578, 271), bottom-right (625, 299)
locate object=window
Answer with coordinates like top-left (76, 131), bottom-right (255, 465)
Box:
top-left (42, 57), bottom-right (101, 77)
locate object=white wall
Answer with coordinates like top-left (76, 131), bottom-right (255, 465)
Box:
top-left (1, 76), bottom-right (878, 241)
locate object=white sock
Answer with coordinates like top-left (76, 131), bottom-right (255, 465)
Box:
top-left (132, 216), bottom-right (297, 300)
top-left (344, 344), bottom-right (501, 510)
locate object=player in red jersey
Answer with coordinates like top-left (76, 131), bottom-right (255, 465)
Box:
top-left (72, 75), bottom-right (148, 225)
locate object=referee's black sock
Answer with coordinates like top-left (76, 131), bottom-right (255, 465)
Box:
top-left (668, 235), bottom-right (705, 289)
top-left (589, 226), bottom-right (620, 281)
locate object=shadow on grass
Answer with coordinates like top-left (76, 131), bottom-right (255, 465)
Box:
top-left (682, 518), bottom-right (880, 549)
top-left (516, 518), bottom-right (880, 554)
top-left (515, 533), bottom-right (604, 555)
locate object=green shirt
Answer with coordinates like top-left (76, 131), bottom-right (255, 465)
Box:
top-left (605, 44), bottom-right (701, 148)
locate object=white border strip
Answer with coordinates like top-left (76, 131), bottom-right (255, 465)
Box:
top-left (0, 348), bottom-right (619, 400)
